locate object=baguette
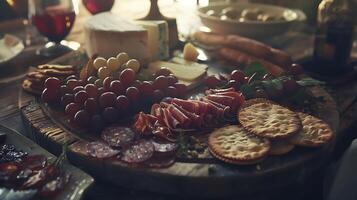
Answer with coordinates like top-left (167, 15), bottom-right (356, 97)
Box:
top-left (218, 47), bottom-right (285, 77)
top-left (194, 31), bottom-right (292, 68)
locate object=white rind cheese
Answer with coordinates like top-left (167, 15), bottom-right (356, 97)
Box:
top-left (135, 20), bottom-right (169, 62)
top-left (84, 12), bottom-right (150, 64)
top-left (148, 61), bottom-right (207, 81)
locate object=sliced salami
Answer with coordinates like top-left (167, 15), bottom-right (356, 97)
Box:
top-left (86, 141), bottom-right (120, 159)
top-left (121, 140), bottom-right (154, 163)
top-left (152, 140), bottom-right (178, 155)
top-left (101, 126), bottom-right (135, 148)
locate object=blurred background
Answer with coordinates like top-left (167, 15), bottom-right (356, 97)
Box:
top-left (0, 0), bottom-right (323, 24)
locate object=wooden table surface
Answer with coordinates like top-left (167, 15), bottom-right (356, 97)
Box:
top-left (0, 2), bottom-right (356, 199)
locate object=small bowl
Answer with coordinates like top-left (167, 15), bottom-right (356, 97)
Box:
top-left (197, 2), bottom-right (306, 38)
top-left (0, 34), bottom-right (24, 65)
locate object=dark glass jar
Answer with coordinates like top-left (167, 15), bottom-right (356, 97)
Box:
top-left (313, 0), bottom-right (355, 74)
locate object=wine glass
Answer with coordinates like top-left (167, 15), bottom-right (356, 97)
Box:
top-left (29, 0), bottom-right (78, 57)
top-left (82, 0), bottom-right (114, 15)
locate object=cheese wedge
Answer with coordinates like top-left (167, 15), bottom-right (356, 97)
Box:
top-left (148, 61), bottom-right (207, 81)
top-left (135, 20), bottom-right (169, 62)
top-left (84, 12), bottom-right (150, 64)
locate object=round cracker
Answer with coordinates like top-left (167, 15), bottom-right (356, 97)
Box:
top-left (269, 139), bottom-right (295, 155)
top-left (290, 112), bottom-right (333, 147)
top-left (240, 98), bottom-right (275, 110)
top-left (208, 125), bottom-right (270, 165)
top-left (238, 102), bottom-right (301, 139)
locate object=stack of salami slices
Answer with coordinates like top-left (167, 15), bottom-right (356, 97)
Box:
top-left (69, 125), bottom-right (178, 168)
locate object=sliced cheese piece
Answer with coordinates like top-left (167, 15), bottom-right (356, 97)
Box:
top-left (135, 20), bottom-right (169, 62)
top-left (84, 12), bottom-right (150, 64)
top-left (148, 61), bottom-right (207, 82)
top-left (171, 57), bottom-right (208, 70)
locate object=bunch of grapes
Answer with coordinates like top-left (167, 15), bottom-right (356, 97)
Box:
top-left (42, 66), bottom-right (187, 133)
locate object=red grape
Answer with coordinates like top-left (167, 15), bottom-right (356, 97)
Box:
top-left (65, 75), bottom-right (77, 82)
top-left (152, 89), bottom-right (164, 102)
top-left (153, 75), bottom-right (169, 90)
top-left (126, 87), bottom-right (140, 102)
top-left (204, 75), bottom-right (221, 88)
top-left (110, 80), bottom-right (125, 95)
top-left (65, 103), bottom-right (81, 118)
top-left (41, 88), bottom-right (59, 103)
top-left (155, 67), bottom-right (172, 77)
top-left (228, 79), bottom-right (239, 89)
top-left (84, 98), bottom-right (98, 114)
top-left (242, 76), bottom-right (249, 84)
top-left (91, 114), bottom-right (105, 133)
top-left (282, 79), bottom-right (300, 94)
top-left (166, 86), bottom-right (178, 97)
top-left (45, 77), bottom-right (60, 90)
top-left (87, 76), bottom-right (97, 84)
top-left (94, 79), bottom-right (103, 87)
top-left (132, 80), bottom-right (142, 88)
top-left (103, 76), bottom-right (114, 91)
top-left (74, 91), bottom-right (89, 105)
top-left (98, 87), bottom-right (105, 96)
top-left (78, 79), bottom-right (85, 86)
top-left (99, 92), bottom-right (116, 108)
top-left (174, 83), bottom-right (187, 98)
top-left (74, 110), bottom-right (90, 127)
top-left (115, 95), bottom-right (130, 111)
top-left (85, 84), bottom-right (98, 98)
top-left (231, 70), bottom-right (246, 83)
top-left (140, 81), bottom-right (154, 96)
top-left (119, 68), bottom-right (135, 87)
top-left (66, 79), bottom-right (80, 91)
top-left (60, 85), bottom-right (70, 95)
top-left (102, 107), bottom-right (119, 123)
top-left (73, 86), bottom-right (85, 94)
top-left (61, 93), bottom-right (74, 107)
top-left (290, 63), bottom-right (304, 75)
top-left (167, 75), bottom-right (178, 86)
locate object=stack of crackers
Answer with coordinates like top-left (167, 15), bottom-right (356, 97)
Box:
top-left (22, 64), bottom-right (75, 95)
top-left (208, 98), bottom-right (333, 165)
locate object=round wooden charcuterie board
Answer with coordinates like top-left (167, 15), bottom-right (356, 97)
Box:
top-left (19, 52), bottom-right (339, 198)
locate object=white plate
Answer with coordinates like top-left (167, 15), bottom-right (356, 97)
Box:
top-left (0, 34), bottom-right (25, 64)
top-left (197, 2), bottom-right (306, 39)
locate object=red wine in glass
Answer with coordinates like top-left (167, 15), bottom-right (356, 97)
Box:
top-left (29, 0), bottom-right (78, 57)
top-left (82, 0), bottom-right (114, 15)
top-left (32, 9), bottom-right (75, 43)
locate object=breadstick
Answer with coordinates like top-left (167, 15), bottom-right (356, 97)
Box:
top-left (194, 31), bottom-right (292, 68)
top-left (218, 47), bottom-right (285, 77)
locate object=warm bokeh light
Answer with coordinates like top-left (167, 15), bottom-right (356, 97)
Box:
top-left (6, 0), bottom-right (15, 7)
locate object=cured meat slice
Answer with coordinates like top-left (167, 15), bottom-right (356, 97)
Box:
top-left (121, 140), bottom-right (154, 163)
top-left (101, 126), bottom-right (135, 148)
top-left (167, 104), bottom-right (191, 128)
top-left (133, 112), bottom-right (155, 136)
top-left (86, 142), bottom-right (120, 159)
